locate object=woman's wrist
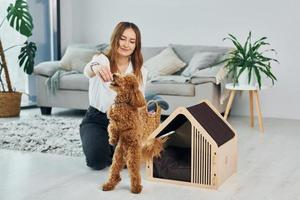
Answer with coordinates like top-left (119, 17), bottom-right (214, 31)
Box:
top-left (90, 62), bottom-right (99, 73)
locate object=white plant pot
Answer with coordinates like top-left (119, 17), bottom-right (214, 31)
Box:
top-left (237, 68), bottom-right (256, 86)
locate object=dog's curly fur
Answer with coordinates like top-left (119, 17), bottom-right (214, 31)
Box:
top-left (102, 73), bottom-right (165, 194)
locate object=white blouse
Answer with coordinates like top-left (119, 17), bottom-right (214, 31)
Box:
top-left (83, 54), bottom-right (148, 113)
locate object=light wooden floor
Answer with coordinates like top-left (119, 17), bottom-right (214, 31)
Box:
top-left (1, 108), bottom-right (300, 200)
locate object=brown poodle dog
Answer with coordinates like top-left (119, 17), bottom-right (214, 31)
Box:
top-left (102, 73), bottom-right (165, 194)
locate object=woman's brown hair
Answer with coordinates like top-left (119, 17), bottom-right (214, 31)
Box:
top-left (106, 22), bottom-right (143, 84)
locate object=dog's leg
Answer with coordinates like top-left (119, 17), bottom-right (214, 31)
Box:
top-left (102, 143), bottom-right (125, 191)
top-left (108, 124), bottom-right (119, 145)
top-left (126, 145), bottom-right (142, 194)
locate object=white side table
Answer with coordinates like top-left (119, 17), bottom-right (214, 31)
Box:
top-left (224, 83), bottom-right (270, 132)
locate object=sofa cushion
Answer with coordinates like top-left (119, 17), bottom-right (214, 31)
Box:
top-left (34, 61), bottom-right (61, 77)
top-left (181, 52), bottom-right (221, 77)
top-left (142, 46), bottom-right (165, 61)
top-left (191, 63), bottom-right (227, 84)
top-left (60, 46), bottom-right (99, 73)
top-left (59, 74), bottom-right (89, 91)
top-left (144, 47), bottom-right (186, 78)
top-left (146, 82), bottom-right (194, 96)
top-left (169, 44), bottom-right (231, 63)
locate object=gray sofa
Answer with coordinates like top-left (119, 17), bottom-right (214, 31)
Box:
top-left (33, 44), bottom-right (230, 115)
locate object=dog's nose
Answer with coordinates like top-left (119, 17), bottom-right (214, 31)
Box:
top-left (112, 73), bottom-right (121, 80)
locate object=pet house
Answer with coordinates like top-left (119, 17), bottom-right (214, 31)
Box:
top-left (146, 100), bottom-right (237, 189)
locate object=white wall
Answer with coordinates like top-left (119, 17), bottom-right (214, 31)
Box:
top-left (60, 0), bottom-right (300, 120)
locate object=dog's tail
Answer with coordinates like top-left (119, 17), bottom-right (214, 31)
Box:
top-left (141, 137), bottom-right (168, 162)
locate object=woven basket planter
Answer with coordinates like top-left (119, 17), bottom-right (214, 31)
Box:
top-left (0, 91), bottom-right (22, 117)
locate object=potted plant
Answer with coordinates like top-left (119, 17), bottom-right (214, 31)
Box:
top-left (0, 0), bottom-right (36, 117)
top-left (219, 31), bottom-right (278, 89)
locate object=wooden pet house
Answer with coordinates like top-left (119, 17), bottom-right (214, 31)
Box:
top-left (146, 100), bottom-right (237, 189)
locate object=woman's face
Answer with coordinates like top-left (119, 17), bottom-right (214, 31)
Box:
top-left (117, 28), bottom-right (136, 57)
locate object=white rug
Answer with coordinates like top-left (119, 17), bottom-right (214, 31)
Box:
top-left (0, 115), bottom-right (84, 157)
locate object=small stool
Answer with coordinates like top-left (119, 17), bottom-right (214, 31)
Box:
top-left (224, 83), bottom-right (269, 132)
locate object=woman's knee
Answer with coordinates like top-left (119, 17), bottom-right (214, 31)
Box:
top-left (85, 149), bottom-right (111, 170)
top-left (79, 120), bottom-right (113, 170)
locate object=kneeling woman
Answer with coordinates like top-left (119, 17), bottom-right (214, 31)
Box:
top-left (80, 22), bottom-right (148, 170)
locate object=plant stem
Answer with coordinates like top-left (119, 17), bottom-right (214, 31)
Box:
top-left (0, 38), bottom-right (12, 92)
top-left (0, 6), bottom-right (11, 29)
top-left (0, 63), bottom-right (6, 91)
top-left (0, 17), bottom-right (6, 29)
top-left (4, 44), bottom-right (23, 52)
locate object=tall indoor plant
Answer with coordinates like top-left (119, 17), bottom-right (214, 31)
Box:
top-left (220, 31), bottom-right (278, 89)
top-left (0, 0), bottom-right (36, 117)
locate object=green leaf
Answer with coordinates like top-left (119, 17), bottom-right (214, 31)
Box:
top-left (253, 67), bottom-right (262, 89)
top-left (258, 67), bottom-right (276, 85)
top-left (213, 58), bottom-right (230, 66)
top-left (243, 31), bottom-right (252, 57)
top-left (248, 66), bottom-right (253, 84)
top-left (253, 37), bottom-right (267, 47)
top-left (237, 65), bottom-right (247, 80)
top-left (6, 0), bottom-right (33, 37)
top-left (256, 54), bottom-right (279, 63)
top-left (18, 41), bottom-right (37, 74)
top-left (224, 35), bottom-right (245, 57)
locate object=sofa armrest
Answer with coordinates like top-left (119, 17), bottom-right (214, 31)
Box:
top-left (34, 61), bottom-right (62, 77)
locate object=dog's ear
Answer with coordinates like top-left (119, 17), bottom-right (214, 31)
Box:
top-left (130, 80), bottom-right (145, 107)
top-left (125, 74), bottom-right (146, 107)
top-left (130, 89), bottom-right (146, 108)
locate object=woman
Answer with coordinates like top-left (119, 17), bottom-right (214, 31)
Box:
top-left (80, 22), bottom-right (148, 170)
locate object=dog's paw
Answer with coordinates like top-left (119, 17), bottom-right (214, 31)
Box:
top-left (131, 184), bottom-right (143, 194)
top-left (102, 177), bottom-right (121, 191)
top-left (102, 182), bottom-right (115, 191)
top-left (109, 138), bottom-right (118, 145)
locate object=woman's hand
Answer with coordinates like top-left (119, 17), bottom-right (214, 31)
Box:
top-left (92, 64), bottom-right (113, 82)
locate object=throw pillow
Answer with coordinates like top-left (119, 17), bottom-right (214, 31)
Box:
top-left (181, 52), bottom-right (222, 77)
top-left (60, 47), bottom-right (99, 73)
top-left (190, 62), bottom-right (228, 84)
top-left (143, 47), bottom-right (186, 78)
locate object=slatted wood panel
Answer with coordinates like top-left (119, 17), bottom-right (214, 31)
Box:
top-left (191, 126), bottom-right (212, 185)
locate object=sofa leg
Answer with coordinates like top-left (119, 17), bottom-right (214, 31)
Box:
top-left (40, 107), bottom-right (52, 115)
